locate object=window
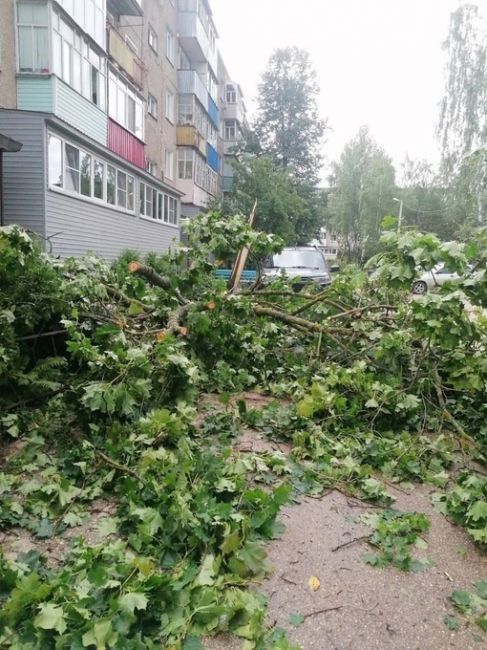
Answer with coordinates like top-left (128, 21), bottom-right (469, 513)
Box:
top-left (148, 93), bottom-right (158, 118)
top-left (52, 13), bottom-right (106, 110)
top-left (165, 90), bottom-right (175, 123)
top-left (49, 133), bottom-right (137, 211)
top-left (94, 160), bottom-right (104, 199)
top-left (56, 0), bottom-right (105, 48)
top-left (140, 182), bottom-right (178, 225)
top-left (166, 28), bottom-right (175, 65)
top-left (80, 151), bottom-right (92, 196)
top-left (178, 95), bottom-right (194, 124)
top-left (148, 26), bottom-right (159, 53)
top-left (224, 120), bottom-right (237, 140)
top-left (117, 170), bottom-right (127, 208)
top-left (17, 2), bottom-right (49, 73)
top-left (167, 197), bottom-right (177, 224)
top-left (65, 144), bottom-right (80, 192)
top-left (48, 135), bottom-right (63, 187)
top-left (178, 148), bottom-right (193, 180)
top-left (108, 71), bottom-right (144, 139)
top-left (146, 160), bottom-right (157, 176)
top-left (226, 84), bottom-right (236, 103)
top-left (107, 165), bottom-right (116, 205)
top-left (165, 151), bottom-right (174, 180)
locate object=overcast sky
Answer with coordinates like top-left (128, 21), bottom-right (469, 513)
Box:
top-left (211, 0), bottom-right (487, 181)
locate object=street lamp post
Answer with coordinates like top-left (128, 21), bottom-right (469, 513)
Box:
top-left (393, 197), bottom-right (403, 234)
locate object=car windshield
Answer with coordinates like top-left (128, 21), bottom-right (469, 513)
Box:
top-left (268, 250), bottom-right (326, 271)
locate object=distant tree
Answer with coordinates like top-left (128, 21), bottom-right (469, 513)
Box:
top-left (328, 127), bottom-right (395, 261)
top-left (221, 156), bottom-right (321, 244)
top-left (438, 5), bottom-right (487, 228)
top-left (395, 156), bottom-right (455, 240)
top-left (253, 47), bottom-right (326, 184)
top-left (438, 4), bottom-right (487, 179)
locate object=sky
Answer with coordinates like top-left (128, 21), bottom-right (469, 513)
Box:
top-left (210, 0), bottom-right (487, 182)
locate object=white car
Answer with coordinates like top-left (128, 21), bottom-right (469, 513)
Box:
top-left (411, 265), bottom-right (459, 295)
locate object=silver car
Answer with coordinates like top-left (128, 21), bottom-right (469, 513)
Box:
top-left (411, 265), bottom-right (459, 295)
top-left (263, 246), bottom-right (332, 288)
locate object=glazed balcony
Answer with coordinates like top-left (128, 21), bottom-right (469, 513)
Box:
top-left (107, 25), bottom-right (143, 88)
top-left (107, 0), bottom-right (143, 17)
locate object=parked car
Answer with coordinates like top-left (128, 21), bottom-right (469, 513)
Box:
top-left (411, 265), bottom-right (460, 294)
top-left (262, 246), bottom-right (332, 288)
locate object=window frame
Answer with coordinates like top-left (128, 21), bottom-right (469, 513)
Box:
top-left (148, 92), bottom-right (158, 119)
top-left (148, 25), bottom-right (159, 54)
top-left (139, 181), bottom-right (179, 227)
top-left (47, 131), bottom-right (136, 214)
top-left (16, 1), bottom-right (49, 74)
top-left (165, 27), bottom-right (175, 65)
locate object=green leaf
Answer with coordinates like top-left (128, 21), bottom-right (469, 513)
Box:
top-left (443, 615), bottom-right (459, 631)
top-left (34, 603), bottom-right (66, 634)
top-left (118, 592), bottom-right (148, 614)
top-left (467, 501), bottom-right (487, 522)
top-left (477, 614), bottom-right (487, 632)
top-left (82, 619), bottom-right (116, 648)
top-left (451, 590), bottom-right (472, 613)
top-left (183, 636), bottom-right (204, 650)
top-left (196, 554), bottom-right (216, 586)
top-left (474, 580), bottom-right (487, 600)
top-left (288, 613), bottom-right (305, 627)
top-left (34, 518), bottom-right (54, 539)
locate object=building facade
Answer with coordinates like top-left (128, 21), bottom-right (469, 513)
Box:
top-left (218, 53), bottom-right (247, 194)
top-left (0, 0), bottom-right (244, 259)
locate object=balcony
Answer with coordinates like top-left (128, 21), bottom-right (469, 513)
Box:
top-left (177, 70), bottom-right (208, 111)
top-left (207, 95), bottom-right (219, 128)
top-left (107, 0), bottom-right (143, 17)
top-left (224, 102), bottom-right (245, 125)
top-left (177, 126), bottom-right (206, 157)
top-left (108, 119), bottom-right (145, 168)
top-left (177, 11), bottom-right (210, 66)
top-left (108, 26), bottom-right (143, 88)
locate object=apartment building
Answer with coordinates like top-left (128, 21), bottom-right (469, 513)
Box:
top-left (0, 0), bottom-right (243, 259)
top-left (218, 54), bottom-right (247, 193)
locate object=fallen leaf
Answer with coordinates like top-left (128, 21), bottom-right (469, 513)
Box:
top-left (308, 575), bottom-right (320, 592)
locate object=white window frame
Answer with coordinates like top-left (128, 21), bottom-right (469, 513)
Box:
top-left (166, 27), bottom-right (175, 65)
top-left (148, 93), bottom-right (158, 119)
top-left (139, 181), bottom-right (179, 227)
top-left (16, 1), bottom-right (49, 74)
top-left (165, 150), bottom-right (174, 180)
top-left (108, 70), bottom-right (144, 139)
top-left (177, 148), bottom-right (193, 180)
top-left (148, 25), bottom-right (159, 54)
top-left (47, 131), bottom-right (135, 214)
top-left (165, 90), bottom-right (175, 124)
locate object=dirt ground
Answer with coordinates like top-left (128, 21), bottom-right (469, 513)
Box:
top-left (203, 391), bottom-right (487, 650)
top-left (2, 393), bottom-right (486, 649)
top-left (205, 484), bottom-right (486, 649)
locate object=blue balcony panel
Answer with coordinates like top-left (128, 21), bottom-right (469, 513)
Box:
top-left (207, 94), bottom-right (219, 128)
top-left (206, 143), bottom-right (219, 172)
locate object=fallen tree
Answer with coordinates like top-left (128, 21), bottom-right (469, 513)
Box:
top-left (0, 215), bottom-right (487, 648)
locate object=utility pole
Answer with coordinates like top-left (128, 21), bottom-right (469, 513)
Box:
top-left (393, 197), bottom-right (403, 234)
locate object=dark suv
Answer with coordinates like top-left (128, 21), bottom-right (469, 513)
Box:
top-left (262, 246), bottom-right (332, 288)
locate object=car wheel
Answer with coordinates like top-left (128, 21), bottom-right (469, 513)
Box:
top-left (412, 280), bottom-right (428, 295)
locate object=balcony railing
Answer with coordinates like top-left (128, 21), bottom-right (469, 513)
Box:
top-left (107, 0), bottom-right (143, 17)
top-left (177, 11), bottom-right (210, 66)
top-left (177, 126), bottom-right (206, 157)
top-left (108, 25), bottom-right (143, 88)
top-left (177, 70), bottom-right (208, 111)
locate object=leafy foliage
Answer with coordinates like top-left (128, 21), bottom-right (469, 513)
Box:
top-left (2, 217), bottom-right (487, 647)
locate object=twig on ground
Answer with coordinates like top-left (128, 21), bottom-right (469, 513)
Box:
top-left (331, 535), bottom-right (371, 552)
